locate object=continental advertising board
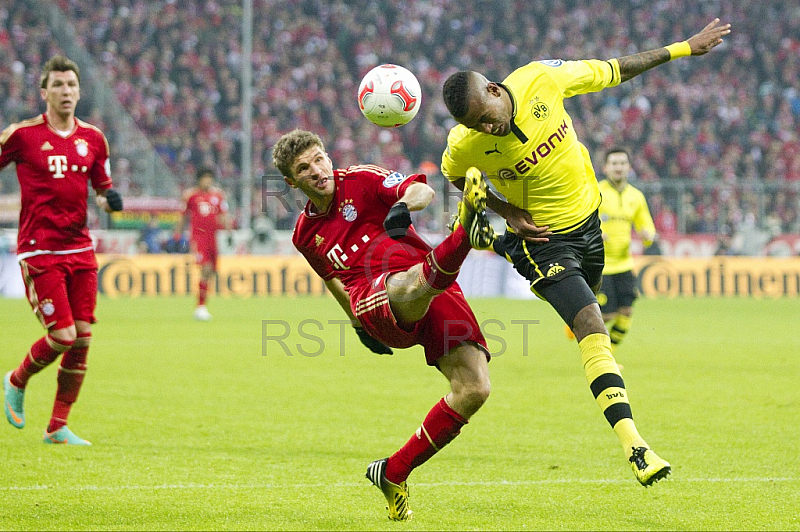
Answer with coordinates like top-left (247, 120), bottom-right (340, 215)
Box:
top-left (96, 254), bottom-right (326, 298)
top-left (633, 257), bottom-right (800, 298)
top-left (93, 254), bottom-right (800, 298)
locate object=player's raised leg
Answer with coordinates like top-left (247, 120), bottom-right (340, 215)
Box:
top-left (5, 333), bottom-right (74, 429)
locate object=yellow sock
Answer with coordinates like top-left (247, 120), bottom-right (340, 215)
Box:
top-left (579, 333), bottom-right (645, 456)
top-left (609, 314), bottom-right (632, 346)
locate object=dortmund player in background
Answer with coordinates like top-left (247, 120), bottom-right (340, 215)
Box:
top-left (597, 148), bottom-right (656, 354)
top-left (441, 18), bottom-right (731, 486)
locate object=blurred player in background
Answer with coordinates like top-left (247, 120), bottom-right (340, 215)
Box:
top-left (273, 129), bottom-right (495, 521)
top-left (596, 148), bottom-right (656, 355)
top-left (441, 18), bottom-right (731, 486)
top-left (1, 55), bottom-right (123, 445)
top-left (175, 167), bottom-right (231, 321)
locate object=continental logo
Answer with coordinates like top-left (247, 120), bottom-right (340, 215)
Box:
top-left (96, 255), bottom-right (326, 298)
top-left (634, 257), bottom-right (800, 298)
top-left (514, 119), bottom-right (569, 175)
top-left (546, 263), bottom-right (565, 277)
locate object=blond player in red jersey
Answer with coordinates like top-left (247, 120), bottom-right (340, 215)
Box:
top-left (1, 56), bottom-right (123, 445)
top-left (175, 167), bottom-right (232, 320)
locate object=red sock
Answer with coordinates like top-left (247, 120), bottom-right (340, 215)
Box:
top-left (420, 226), bottom-right (471, 292)
top-left (198, 279), bottom-right (208, 306)
top-left (49, 333), bottom-right (90, 433)
top-left (10, 335), bottom-right (74, 389)
top-left (385, 398), bottom-right (468, 484)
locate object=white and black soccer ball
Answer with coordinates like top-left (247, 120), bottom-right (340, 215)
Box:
top-left (357, 64), bottom-right (421, 128)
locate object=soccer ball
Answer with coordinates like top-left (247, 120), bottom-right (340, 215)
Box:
top-left (357, 64), bottom-right (421, 128)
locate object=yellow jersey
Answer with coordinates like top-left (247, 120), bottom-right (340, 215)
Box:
top-left (442, 58), bottom-right (621, 232)
top-left (598, 179), bottom-right (655, 275)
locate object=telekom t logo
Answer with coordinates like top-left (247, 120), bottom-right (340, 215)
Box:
top-left (48, 155), bottom-right (68, 178)
top-left (326, 244), bottom-right (350, 270)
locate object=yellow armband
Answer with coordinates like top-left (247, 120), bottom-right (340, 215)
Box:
top-left (665, 41), bottom-right (691, 60)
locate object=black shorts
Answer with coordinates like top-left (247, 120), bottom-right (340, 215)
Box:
top-left (493, 210), bottom-right (605, 295)
top-left (598, 270), bottom-right (638, 313)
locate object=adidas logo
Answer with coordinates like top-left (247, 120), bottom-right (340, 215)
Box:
top-left (41, 141), bottom-right (54, 151)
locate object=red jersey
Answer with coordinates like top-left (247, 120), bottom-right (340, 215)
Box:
top-left (183, 187), bottom-right (228, 245)
top-left (292, 165), bottom-right (428, 291)
top-left (0, 114), bottom-right (113, 258)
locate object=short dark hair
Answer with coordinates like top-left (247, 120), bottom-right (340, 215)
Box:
top-left (196, 167), bottom-right (215, 181)
top-left (442, 71), bottom-right (472, 119)
top-left (40, 56), bottom-right (80, 88)
top-left (272, 129), bottom-right (325, 178)
top-left (605, 148), bottom-right (630, 162)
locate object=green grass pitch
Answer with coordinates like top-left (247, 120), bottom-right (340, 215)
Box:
top-left (1, 295), bottom-right (798, 530)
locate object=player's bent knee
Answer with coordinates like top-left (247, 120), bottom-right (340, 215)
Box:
top-left (538, 273), bottom-right (598, 329)
top-left (50, 325), bottom-right (78, 345)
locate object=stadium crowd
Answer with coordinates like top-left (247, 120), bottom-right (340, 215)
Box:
top-left (1, 0), bottom-right (798, 237)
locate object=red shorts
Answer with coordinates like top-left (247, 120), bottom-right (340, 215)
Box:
top-left (19, 251), bottom-right (98, 331)
top-left (350, 277), bottom-right (489, 366)
top-left (192, 239), bottom-right (218, 270)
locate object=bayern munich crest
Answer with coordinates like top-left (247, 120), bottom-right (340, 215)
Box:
top-left (342, 203), bottom-right (358, 222)
top-left (40, 299), bottom-right (56, 317)
top-left (75, 138), bottom-right (89, 157)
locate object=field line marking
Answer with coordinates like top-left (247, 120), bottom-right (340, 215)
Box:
top-left (1, 477), bottom-right (797, 492)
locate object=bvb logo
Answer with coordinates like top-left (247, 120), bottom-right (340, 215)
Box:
top-left (546, 263), bottom-right (565, 277)
top-left (531, 100), bottom-right (549, 121)
top-left (596, 292), bottom-right (608, 306)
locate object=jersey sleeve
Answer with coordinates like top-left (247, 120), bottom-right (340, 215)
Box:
top-left (0, 125), bottom-right (21, 170)
top-left (633, 191), bottom-right (656, 238)
top-left (359, 167), bottom-right (427, 207)
top-left (539, 58), bottom-right (621, 99)
top-left (90, 130), bottom-right (113, 190)
top-left (440, 126), bottom-right (473, 182)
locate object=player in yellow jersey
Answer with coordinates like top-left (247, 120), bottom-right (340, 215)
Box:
top-left (597, 148), bottom-right (656, 354)
top-left (441, 18), bottom-right (731, 487)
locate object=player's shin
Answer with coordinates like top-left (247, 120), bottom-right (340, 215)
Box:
top-left (419, 225), bottom-right (471, 292)
top-left (11, 335), bottom-right (74, 388)
top-left (384, 398), bottom-right (467, 484)
top-left (49, 332), bottom-right (90, 432)
top-left (609, 314), bottom-right (632, 347)
top-left (579, 333), bottom-right (646, 455)
top-left (198, 279), bottom-right (209, 306)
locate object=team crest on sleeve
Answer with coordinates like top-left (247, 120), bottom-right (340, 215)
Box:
top-left (75, 139), bottom-right (89, 157)
top-left (382, 171), bottom-right (407, 188)
top-left (538, 59), bottom-right (564, 67)
top-left (340, 199), bottom-right (358, 222)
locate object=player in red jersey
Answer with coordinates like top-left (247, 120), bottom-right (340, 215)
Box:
top-left (273, 129), bottom-right (496, 521)
top-left (1, 56), bottom-right (123, 445)
top-left (175, 167), bottom-right (231, 320)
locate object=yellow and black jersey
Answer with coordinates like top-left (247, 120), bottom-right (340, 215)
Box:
top-left (598, 179), bottom-right (655, 275)
top-left (442, 58), bottom-right (621, 232)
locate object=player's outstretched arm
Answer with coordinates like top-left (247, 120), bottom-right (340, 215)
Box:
top-left (616, 18), bottom-right (731, 83)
